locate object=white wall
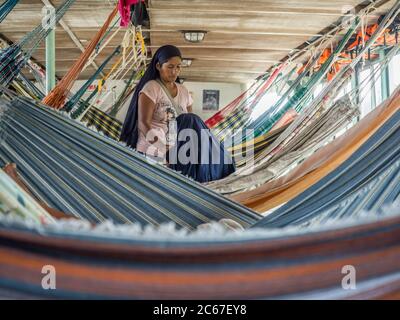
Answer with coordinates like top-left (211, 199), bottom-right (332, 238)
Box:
top-left (70, 80), bottom-right (247, 122)
top-left (70, 79), bottom-right (133, 122)
top-left (184, 81), bottom-right (247, 120)
top-left (116, 81), bottom-right (247, 122)
top-left (70, 79), bottom-right (127, 111)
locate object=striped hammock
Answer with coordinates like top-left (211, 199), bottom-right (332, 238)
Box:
top-left (0, 121), bottom-right (399, 298)
top-left (233, 85), bottom-right (400, 212)
top-left (0, 90), bottom-right (261, 230)
top-left (242, 2), bottom-right (400, 141)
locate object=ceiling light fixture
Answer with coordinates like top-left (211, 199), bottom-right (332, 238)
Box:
top-left (182, 58), bottom-right (193, 67)
top-left (181, 30), bottom-right (207, 43)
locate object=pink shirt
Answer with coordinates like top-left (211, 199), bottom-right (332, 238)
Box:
top-left (136, 80), bottom-right (193, 157)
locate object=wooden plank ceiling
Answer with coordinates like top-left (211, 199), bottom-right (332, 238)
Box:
top-left (0, 0), bottom-right (396, 83)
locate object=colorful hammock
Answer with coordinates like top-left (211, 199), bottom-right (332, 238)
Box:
top-left (0, 90), bottom-right (261, 229)
top-left (0, 168), bottom-right (399, 299)
top-left (209, 20), bottom-right (400, 193)
top-left (228, 123), bottom-right (291, 168)
top-left (81, 106), bottom-right (122, 140)
top-left (207, 64), bottom-right (286, 140)
top-left (217, 93), bottom-right (359, 189)
top-left (254, 107), bottom-right (400, 227)
top-left (207, 65), bottom-right (358, 192)
top-left (232, 85), bottom-right (400, 212)
top-left (0, 114), bottom-right (399, 299)
top-left (0, 168), bottom-right (55, 225)
top-left (204, 1), bottom-right (399, 143)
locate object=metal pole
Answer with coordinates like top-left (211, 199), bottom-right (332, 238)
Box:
top-left (380, 48), bottom-right (390, 101)
top-left (45, 28), bottom-right (56, 94)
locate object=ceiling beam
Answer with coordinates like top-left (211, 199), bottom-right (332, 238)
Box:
top-left (52, 67), bottom-right (262, 74)
top-left (190, 57), bottom-right (279, 64)
top-left (148, 0), bottom-right (370, 13)
top-left (147, 7), bottom-right (378, 17)
top-left (35, 56), bottom-right (279, 64)
top-left (143, 29), bottom-right (324, 37)
top-left (148, 45), bottom-right (297, 52)
top-left (182, 70), bottom-right (263, 75)
top-left (0, 27), bottom-right (324, 38)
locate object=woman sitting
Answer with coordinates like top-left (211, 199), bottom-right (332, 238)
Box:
top-left (120, 45), bottom-right (235, 183)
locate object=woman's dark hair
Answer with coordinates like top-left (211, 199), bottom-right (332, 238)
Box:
top-left (120, 45), bottom-right (182, 148)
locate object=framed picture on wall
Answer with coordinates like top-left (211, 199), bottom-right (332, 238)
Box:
top-left (202, 90), bottom-right (219, 111)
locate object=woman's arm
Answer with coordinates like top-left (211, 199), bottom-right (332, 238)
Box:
top-left (138, 93), bottom-right (157, 143)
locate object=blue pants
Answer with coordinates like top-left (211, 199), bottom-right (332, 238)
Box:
top-left (167, 113), bottom-right (236, 183)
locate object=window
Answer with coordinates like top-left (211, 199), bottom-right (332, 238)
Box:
top-left (389, 53), bottom-right (400, 94)
top-left (313, 83), bottom-right (324, 97)
top-left (373, 63), bottom-right (383, 106)
top-left (334, 80), bottom-right (352, 102)
top-left (250, 91), bottom-right (281, 121)
top-left (359, 67), bottom-right (372, 118)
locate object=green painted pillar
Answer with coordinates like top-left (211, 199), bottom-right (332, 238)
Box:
top-left (380, 49), bottom-right (390, 101)
top-left (45, 28), bottom-right (56, 94)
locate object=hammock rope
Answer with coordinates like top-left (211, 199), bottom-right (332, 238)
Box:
top-left (0, 0), bottom-right (76, 87)
top-left (42, 5), bottom-right (119, 109)
top-left (211, 46), bottom-right (399, 196)
top-left (63, 45), bottom-right (122, 113)
top-left (0, 0), bottom-right (19, 24)
top-left (69, 25), bottom-right (146, 120)
top-left (215, 5), bottom-right (400, 186)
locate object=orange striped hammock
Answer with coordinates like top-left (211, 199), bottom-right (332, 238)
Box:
top-left (0, 157), bottom-right (399, 299)
top-left (0, 196), bottom-right (399, 299)
top-left (0, 84), bottom-right (399, 300)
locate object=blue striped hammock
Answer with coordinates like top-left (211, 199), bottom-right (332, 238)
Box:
top-left (0, 86), bottom-right (399, 299)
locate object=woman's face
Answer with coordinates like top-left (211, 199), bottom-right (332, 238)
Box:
top-left (157, 56), bottom-right (182, 83)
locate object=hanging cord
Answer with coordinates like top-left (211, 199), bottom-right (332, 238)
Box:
top-left (243, 1), bottom-right (400, 150)
top-left (106, 65), bottom-right (145, 116)
top-left (83, 18), bottom-right (122, 72)
top-left (42, 5), bottom-right (119, 109)
top-left (92, 26), bottom-right (147, 111)
top-left (293, 3), bottom-right (400, 114)
top-left (72, 26), bottom-right (146, 118)
top-left (280, 0), bottom-right (389, 69)
top-left (63, 45), bottom-right (122, 113)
